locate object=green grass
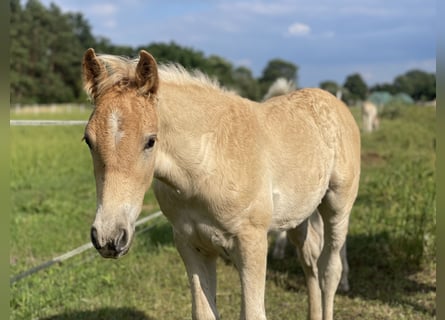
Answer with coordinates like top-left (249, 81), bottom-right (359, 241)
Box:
top-left (10, 104), bottom-right (436, 319)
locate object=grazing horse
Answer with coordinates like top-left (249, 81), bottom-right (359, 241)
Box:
top-left (361, 101), bottom-right (380, 132)
top-left (82, 48), bottom-right (360, 320)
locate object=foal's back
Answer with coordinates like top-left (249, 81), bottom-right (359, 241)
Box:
top-left (256, 88), bottom-right (360, 230)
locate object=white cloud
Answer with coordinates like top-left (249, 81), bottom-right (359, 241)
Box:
top-left (287, 23), bottom-right (311, 36)
top-left (89, 3), bottom-right (118, 16)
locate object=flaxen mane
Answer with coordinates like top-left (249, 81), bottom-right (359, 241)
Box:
top-left (85, 54), bottom-right (224, 102)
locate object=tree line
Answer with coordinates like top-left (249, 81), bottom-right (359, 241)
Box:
top-left (10, 0), bottom-right (435, 105)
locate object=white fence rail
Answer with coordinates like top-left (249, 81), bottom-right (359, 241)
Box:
top-left (10, 120), bottom-right (88, 126)
top-left (10, 211), bottom-right (163, 284)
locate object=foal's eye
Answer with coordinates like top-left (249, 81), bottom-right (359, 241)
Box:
top-left (83, 135), bottom-right (92, 149)
top-left (144, 135), bottom-right (157, 150)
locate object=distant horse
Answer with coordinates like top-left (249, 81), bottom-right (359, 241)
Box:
top-left (263, 77), bottom-right (296, 101)
top-left (362, 101), bottom-right (380, 132)
top-left (264, 78), bottom-right (350, 292)
top-left (82, 49), bottom-right (360, 320)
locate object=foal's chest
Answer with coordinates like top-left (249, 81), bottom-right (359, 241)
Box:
top-left (176, 213), bottom-right (234, 258)
top-left (153, 180), bottom-right (235, 257)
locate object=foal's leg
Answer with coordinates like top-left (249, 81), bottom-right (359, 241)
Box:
top-left (338, 242), bottom-right (350, 292)
top-left (232, 226), bottom-right (269, 320)
top-left (287, 211), bottom-right (323, 320)
top-left (275, 222), bottom-right (350, 295)
top-left (174, 231), bottom-right (219, 320)
top-left (317, 189), bottom-right (355, 320)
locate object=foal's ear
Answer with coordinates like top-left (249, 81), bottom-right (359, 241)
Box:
top-left (136, 50), bottom-right (159, 96)
top-left (82, 48), bottom-right (105, 100)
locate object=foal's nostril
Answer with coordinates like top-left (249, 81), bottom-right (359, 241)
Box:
top-left (90, 226), bottom-right (101, 250)
top-left (115, 228), bottom-right (129, 252)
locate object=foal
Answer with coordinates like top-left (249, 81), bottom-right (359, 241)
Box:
top-left (82, 48), bottom-right (360, 320)
top-left (263, 78), bottom-right (350, 293)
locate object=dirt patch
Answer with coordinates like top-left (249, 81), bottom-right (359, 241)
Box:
top-left (361, 151), bottom-right (386, 166)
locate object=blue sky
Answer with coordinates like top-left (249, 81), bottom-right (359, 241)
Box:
top-left (38, 0), bottom-right (435, 87)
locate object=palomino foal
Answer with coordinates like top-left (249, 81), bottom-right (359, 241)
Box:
top-left (82, 48), bottom-right (360, 320)
top-left (263, 77), bottom-right (350, 293)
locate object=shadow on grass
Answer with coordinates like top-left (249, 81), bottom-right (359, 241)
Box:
top-left (136, 221), bottom-right (174, 251)
top-left (41, 307), bottom-right (156, 320)
top-left (147, 222), bottom-right (174, 246)
top-left (267, 232), bottom-right (436, 317)
top-left (345, 233), bottom-right (435, 316)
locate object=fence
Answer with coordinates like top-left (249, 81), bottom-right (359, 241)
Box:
top-left (10, 120), bottom-right (88, 126)
top-left (10, 103), bottom-right (88, 115)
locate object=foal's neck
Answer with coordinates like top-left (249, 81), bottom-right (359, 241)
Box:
top-left (153, 81), bottom-right (256, 193)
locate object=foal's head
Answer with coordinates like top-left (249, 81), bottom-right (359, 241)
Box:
top-left (82, 48), bottom-right (159, 258)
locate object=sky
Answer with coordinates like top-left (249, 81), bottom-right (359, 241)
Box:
top-left (37, 0), bottom-right (435, 88)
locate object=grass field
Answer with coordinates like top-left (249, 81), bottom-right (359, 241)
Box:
top-left (10, 103), bottom-right (436, 319)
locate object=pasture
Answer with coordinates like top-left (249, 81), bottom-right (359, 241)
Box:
top-left (10, 103), bottom-right (435, 319)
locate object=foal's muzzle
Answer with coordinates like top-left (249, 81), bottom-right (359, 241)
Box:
top-left (90, 226), bottom-right (131, 259)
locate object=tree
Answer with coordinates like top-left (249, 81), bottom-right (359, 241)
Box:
top-left (393, 70), bottom-right (435, 102)
top-left (11, 0), bottom-right (305, 105)
top-left (205, 55), bottom-right (235, 88)
top-left (319, 80), bottom-right (340, 96)
top-left (144, 41), bottom-right (207, 70)
top-left (342, 73), bottom-right (367, 105)
top-left (232, 66), bottom-right (261, 100)
top-left (10, 0), bottom-right (34, 103)
top-left (10, 0), bottom-right (92, 103)
top-left (67, 12), bottom-right (96, 50)
top-left (370, 82), bottom-right (397, 95)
